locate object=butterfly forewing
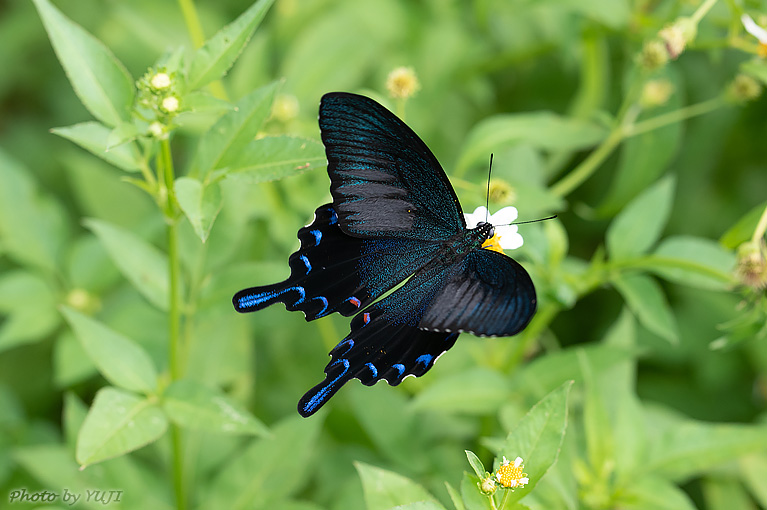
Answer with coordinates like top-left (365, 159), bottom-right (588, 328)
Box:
top-left (320, 92), bottom-right (465, 240)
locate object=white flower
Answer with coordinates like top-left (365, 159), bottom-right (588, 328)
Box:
top-left (494, 456), bottom-right (529, 489)
top-left (742, 14), bottom-right (767, 44)
top-left (464, 206), bottom-right (524, 250)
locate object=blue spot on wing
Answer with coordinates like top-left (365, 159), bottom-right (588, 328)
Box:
top-left (236, 285), bottom-right (305, 310)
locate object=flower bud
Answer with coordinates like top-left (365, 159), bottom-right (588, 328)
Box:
top-left (640, 79), bottom-right (674, 108)
top-left (386, 67), bottom-right (421, 99)
top-left (150, 72), bottom-right (172, 90)
top-left (161, 96), bottom-right (180, 113)
top-left (639, 40), bottom-right (669, 71)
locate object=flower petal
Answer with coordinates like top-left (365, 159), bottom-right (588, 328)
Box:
top-left (489, 206), bottom-right (518, 226)
top-left (464, 206), bottom-right (489, 228)
top-left (742, 14), bottom-right (767, 43)
top-left (497, 226), bottom-right (523, 250)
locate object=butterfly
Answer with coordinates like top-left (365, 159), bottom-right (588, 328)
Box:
top-left (233, 92), bottom-right (536, 417)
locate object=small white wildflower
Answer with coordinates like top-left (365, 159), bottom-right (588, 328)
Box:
top-left (148, 121), bottom-right (165, 138)
top-left (464, 206), bottom-right (524, 251)
top-left (494, 456), bottom-right (529, 489)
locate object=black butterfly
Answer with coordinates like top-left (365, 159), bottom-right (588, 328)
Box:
top-left (233, 92), bottom-right (536, 417)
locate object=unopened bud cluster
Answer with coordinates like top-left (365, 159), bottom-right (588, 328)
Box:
top-left (136, 68), bottom-right (181, 136)
top-left (639, 18), bottom-right (697, 71)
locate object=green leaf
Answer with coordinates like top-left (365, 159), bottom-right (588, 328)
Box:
top-left (60, 306), bottom-right (158, 394)
top-left (33, 0), bottom-right (134, 126)
top-left (741, 59), bottom-right (767, 86)
top-left (606, 175), bottom-right (676, 260)
top-left (599, 68), bottom-right (682, 215)
top-left (162, 379), bottom-right (268, 436)
top-left (648, 236), bottom-right (736, 290)
top-left (720, 201), bottom-right (767, 249)
top-left (54, 331), bottom-right (97, 388)
top-left (645, 420), bottom-right (767, 481)
top-left (201, 416), bottom-right (322, 509)
top-left (445, 482), bottom-right (466, 510)
top-left (0, 270), bottom-right (59, 353)
top-left (76, 387), bottom-right (168, 467)
top-left (63, 391), bottom-right (88, 450)
top-left (0, 149), bottom-right (68, 273)
top-left (356, 462), bottom-right (442, 510)
top-left (612, 274), bottom-right (678, 343)
top-left (174, 177), bottom-right (223, 242)
top-left (187, 0), bottom-right (276, 91)
top-left (617, 476), bottom-right (697, 510)
top-left (496, 382), bottom-right (571, 504)
top-left (456, 112), bottom-right (607, 175)
top-left (52, 122), bottom-right (143, 172)
top-left (106, 121), bottom-right (140, 150)
top-left (740, 454), bottom-right (767, 508)
top-left (466, 450), bottom-right (487, 479)
top-left (225, 136), bottom-right (326, 183)
top-left (409, 368), bottom-right (510, 414)
top-left (192, 81), bottom-right (279, 179)
top-left (84, 218), bottom-right (170, 310)
top-left (460, 472), bottom-right (493, 510)
top-left (703, 477), bottom-right (754, 510)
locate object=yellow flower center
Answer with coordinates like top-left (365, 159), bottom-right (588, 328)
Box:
top-left (481, 233), bottom-right (504, 253)
top-left (496, 462), bottom-right (526, 488)
top-left (759, 42), bottom-right (767, 58)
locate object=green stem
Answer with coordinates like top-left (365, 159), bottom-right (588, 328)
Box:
top-left (160, 139), bottom-right (186, 510)
top-left (550, 125), bottom-right (626, 199)
top-left (691, 0), bottom-right (719, 25)
top-left (752, 204), bottom-right (767, 242)
top-left (627, 97), bottom-right (726, 137)
top-left (177, 0), bottom-right (205, 48)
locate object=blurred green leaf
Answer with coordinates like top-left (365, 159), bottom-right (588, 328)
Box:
top-left (63, 391), bottom-right (88, 450)
top-left (617, 475), bottom-right (697, 510)
top-left (54, 331), bottom-right (97, 388)
top-left (106, 121), bottom-right (139, 150)
top-left (556, 0), bottom-right (630, 28)
top-left (76, 386), bottom-right (168, 467)
top-left (0, 149), bottom-right (68, 273)
top-left (497, 381), bottom-right (572, 505)
top-left (612, 273), bottom-right (678, 343)
top-left (201, 416), bottom-right (322, 509)
top-left (52, 122), bottom-right (143, 172)
top-left (741, 59), bottom-right (767, 86)
top-left (33, 0), bottom-right (134, 126)
top-left (61, 306), bottom-right (158, 394)
top-left (192, 81), bottom-right (279, 179)
top-left (646, 420), bottom-right (767, 482)
top-left (356, 462), bottom-right (443, 510)
top-left (648, 236), bottom-right (736, 290)
top-left (186, 0), bottom-right (275, 91)
top-left (84, 218), bottom-right (170, 310)
top-left (445, 482), bottom-right (466, 510)
top-left (599, 69), bottom-right (682, 215)
top-left (0, 270), bottom-right (59, 353)
top-left (740, 454), bottom-right (767, 507)
top-left (175, 177), bottom-right (223, 242)
top-left (410, 367), bottom-right (510, 414)
top-left (703, 477), bottom-right (754, 510)
top-left (162, 379), bottom-right (268, 436)
top-left (720, 201), bottom-right (767, 249)
top-left (606, 175), bottom-right (676, 260)
top-left (225, 136), bottom-right (326, 183)
top-left (456, 112), bottom-right (608, 175)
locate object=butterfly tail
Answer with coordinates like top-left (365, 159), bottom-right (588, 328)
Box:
top-left (232, 282), bottom-right (308, 313)
top-left (297, 358), bottom-right (353, 417)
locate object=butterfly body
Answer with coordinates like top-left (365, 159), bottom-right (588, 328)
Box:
top-left (234, 92), bottom-right (536, 417)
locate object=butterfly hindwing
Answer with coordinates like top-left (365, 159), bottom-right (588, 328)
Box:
top-left (233, 203), bottom-right (443, 321)
top-left (298, 259), bottom-right (461, 417)
top-left (320, 92), bottom-right (465, 240)
top-left (419, 248), bottom-right (537, 337)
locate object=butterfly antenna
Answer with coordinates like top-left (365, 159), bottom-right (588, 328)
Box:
top-left (510, 215), bottom-right (558, 226)
top-left (485, 154), bottom-right (493, 223)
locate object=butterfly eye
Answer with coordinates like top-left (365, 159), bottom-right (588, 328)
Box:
top-left (476, 221), bottom-right (495, 239)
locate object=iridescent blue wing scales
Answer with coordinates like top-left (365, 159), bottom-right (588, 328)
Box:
top-left (320, 92), bottom-right (465, 240)
top-left (298, 260), bottom-right (460, 417)
top-left (233, 204), bottom-right (442, 320)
